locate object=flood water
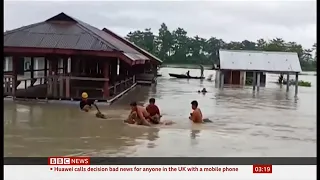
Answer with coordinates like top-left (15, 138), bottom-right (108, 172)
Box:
top-left (4, 68), bottom-right (317, 157)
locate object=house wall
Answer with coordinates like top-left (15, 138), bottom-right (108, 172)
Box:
top-left (223, 70), bottom-right (244, 85)
top-left (245, 72), bottom-right (266, 87)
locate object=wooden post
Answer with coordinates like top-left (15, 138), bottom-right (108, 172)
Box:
top-left (65, 57), bottom-right (71, 98)
top-left (30, 57), bottom-right (34, 87)
top-left (295, 72), bottom-right (299, 97)
top-left (53, 59), bottom-right (58, 98)
top-left (257, 72), bottom-right (261, 92)
top-left (47, 59), bottom-right (53, 96)
top-left (63, 57), bottom-right (68, 75)
top-left (103, 61), bottom-right (110, 98)
top-left (286, 73), bottom-right (290, 92)
top-left (252, 72), bottom-right (256, 91)
top-left (65, 77), bottom-right (70, 98)
top-left (44, 58), bottom-right (48, 83)
top-left (12, 56), bottom-right (18, 98)
top-left (220, 71), bottom-right (224, 89)
top-left (59, 76), bottom-right (64, 98)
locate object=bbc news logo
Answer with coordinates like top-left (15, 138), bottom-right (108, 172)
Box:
top-left (48, 157), bottom-right (90, 165)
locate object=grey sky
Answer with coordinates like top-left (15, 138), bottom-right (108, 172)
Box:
top-left (4, 1), bottom-right (316, 48)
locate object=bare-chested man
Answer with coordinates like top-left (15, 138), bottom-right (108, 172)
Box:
top-left (125, 101), bottom-right (152, 126)
top-left (189, 100), bottom-right (203, 123)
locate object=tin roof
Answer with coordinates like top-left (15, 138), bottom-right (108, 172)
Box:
top-left (4, 12), bottom-right (148, 61)
top-left (102, 28), bottom-right (163, 64)
top-left (219, 49), bottom-right (302, 73)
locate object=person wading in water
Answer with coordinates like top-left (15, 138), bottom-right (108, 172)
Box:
top-left (79, 92), bottom-right (106, 118)
top-left (189, 100), bottom-right (212, 123)
top-left (80, 92), bottom-right (95, 112)
top-left (125, 101), bottom-right (152, 126)
top-left (125, 100), bottom-right (175, 126)
top-left (189, 100), bottom-right (203, 123)
top-left (146, 98), bottom-right (161, 124)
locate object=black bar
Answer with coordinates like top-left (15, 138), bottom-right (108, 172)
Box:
top-left (4, 157), bottom-right (316, 165)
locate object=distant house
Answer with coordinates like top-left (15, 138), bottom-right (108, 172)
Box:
top-left (215, 49), bottom-right (302, 93)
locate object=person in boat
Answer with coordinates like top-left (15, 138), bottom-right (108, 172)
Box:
top-left (125, 101), bottom-right (152, 126)
top-left (80, 92), bottom-right (95, 112)
top-left (146, 98), bottom-right (162, 124)
top-left (189, 100), bottom-right (203, 123)
top-left (186, 70), bottom-right (190, 77)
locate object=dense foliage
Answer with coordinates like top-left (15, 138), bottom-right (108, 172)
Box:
top-left (126, 23), bottom-right (317, 71)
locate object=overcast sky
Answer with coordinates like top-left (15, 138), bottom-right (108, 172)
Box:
top-left (4, 0), bottom-right (317, 49)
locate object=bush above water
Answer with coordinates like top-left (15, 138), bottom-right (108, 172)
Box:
top-left (298, 80), bottom-right (311, 87)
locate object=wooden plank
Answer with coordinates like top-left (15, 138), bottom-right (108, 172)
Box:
top-left (69, 76), bottom-right (109, 81)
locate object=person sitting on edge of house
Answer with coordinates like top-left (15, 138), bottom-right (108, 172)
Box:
top-left (146, 98), bottom-right (162, 124)
top-left (125, 101), bottom-right (152, 126)
top-left (79, 92), bottom-right (95, 112)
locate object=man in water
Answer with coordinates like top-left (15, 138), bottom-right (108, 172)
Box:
top-left (146, 98), bottom-right (161, 124)
top-left (80, 92), bottom-right (95, 112)
top-left (189, 100), bottom-right (203, 123)
top-left (125, 101), bottom-right (152, 126)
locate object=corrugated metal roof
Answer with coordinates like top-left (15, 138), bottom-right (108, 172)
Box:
top-left (77, 21), bottom-right (148, 60)
top-left (4, 12), bottom-right (149, 62)
top-left (4, 22), bottom-right (114, 51)
top-left (124, 52), bottom-right (148, 61)
top-left (102, 28), bottom-right (162, 63)
top-left (219, 49), bottom-right (302, 73)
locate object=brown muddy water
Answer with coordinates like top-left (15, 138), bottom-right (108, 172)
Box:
top-left (4, 68), bottom-right (317, 157)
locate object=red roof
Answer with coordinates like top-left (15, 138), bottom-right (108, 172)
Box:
top-left (4, 12), bottom-right (149, 63)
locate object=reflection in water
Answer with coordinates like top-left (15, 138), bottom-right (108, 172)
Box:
top-left (190, 130), bottom-right (201, 139)
top-left (4, 68), bottom-right (317, 157)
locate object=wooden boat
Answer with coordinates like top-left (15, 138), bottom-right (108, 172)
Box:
top-left (169, 73), bottom-right (205, 79)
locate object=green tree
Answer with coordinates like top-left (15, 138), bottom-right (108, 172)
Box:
top-left (125, 23), bottom-right (316, 71)
top-left (157, 23), bottom-right (173, 61)
top-left (171, 27), bottom-right (189, 63)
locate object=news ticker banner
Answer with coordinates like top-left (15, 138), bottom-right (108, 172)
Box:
top-left (4, 157), bottom-right (317, 180)
top-left (4, 157), bottom-right (317, 165)
top-left (4, 161), bottom-right (317, 180)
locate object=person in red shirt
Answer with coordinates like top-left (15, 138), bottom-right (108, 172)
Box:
top-left (146, 98), bottom-right (162, 124)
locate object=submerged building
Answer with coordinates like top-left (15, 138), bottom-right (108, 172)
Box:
top-left (3, 12), bottom-right (162, 103)
top-left (215, 49), bottom-right (302, 96)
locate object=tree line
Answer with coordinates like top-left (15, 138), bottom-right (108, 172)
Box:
top-left (126, 23), bottom-right (317, 71)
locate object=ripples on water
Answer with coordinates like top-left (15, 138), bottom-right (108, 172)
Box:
top-left (4, 68), bottom-right (317, 157)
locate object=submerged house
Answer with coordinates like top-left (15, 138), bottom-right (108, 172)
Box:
top-left (215, 49), bottom-right (302, 95)
top-left (3, 12), bottom-right (162, 102)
